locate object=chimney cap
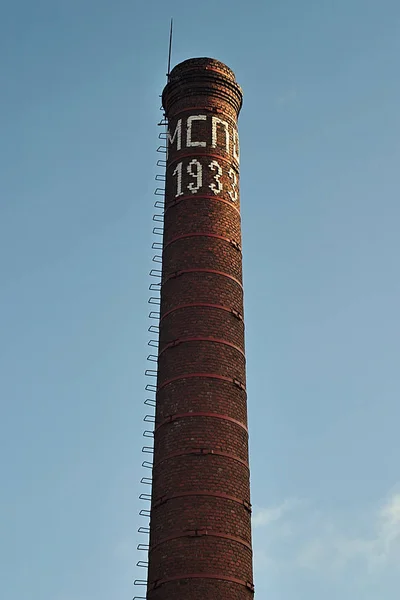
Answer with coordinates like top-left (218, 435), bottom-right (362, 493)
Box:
top-left (162, 57), bottom-right (243, 118)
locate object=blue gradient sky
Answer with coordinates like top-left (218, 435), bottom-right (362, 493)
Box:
top-left (1, 1), bottom-right (400, 598)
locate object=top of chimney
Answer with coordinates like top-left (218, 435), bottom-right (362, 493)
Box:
top-left (162, 57), bottom-right (243, 119)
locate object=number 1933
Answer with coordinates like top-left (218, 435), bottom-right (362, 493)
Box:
top-left (172, 159), bottom-right (238, 202)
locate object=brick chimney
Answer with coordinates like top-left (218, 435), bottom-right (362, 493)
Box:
top-left (146, 57), bottom-right (254, 600)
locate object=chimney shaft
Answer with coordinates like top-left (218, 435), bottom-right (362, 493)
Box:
top-left (147, 57), bottom-right (254, 600)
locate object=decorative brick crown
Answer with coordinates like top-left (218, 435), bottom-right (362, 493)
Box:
top-left (163, 57), bottom-right (243, 117)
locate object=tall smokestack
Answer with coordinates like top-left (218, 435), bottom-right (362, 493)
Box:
top-left (147, 57), bottom-right (254, 599)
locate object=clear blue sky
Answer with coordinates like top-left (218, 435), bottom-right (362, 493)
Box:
top-left (1, 1), bottom-right (400, 598)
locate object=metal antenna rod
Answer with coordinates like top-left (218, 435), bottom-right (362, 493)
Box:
top-left (167, 18), bottom-right (173, 80)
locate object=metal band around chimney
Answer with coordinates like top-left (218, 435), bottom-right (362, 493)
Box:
top-left (154, 412), bottom-right (248, 433)
top-left (162, 269), bottom-right (243, 289)
top-left (160, 303), bottom-right (243, 322)
top-left (163, 232), bottom-right (242, 252)
top-left (152, 448), bottom-right (249, 470)
top-left (148, 574), bottom-right (254, 593)
top-left (149, 531), bottom-right (252, 552)
top-left (158, 337), bottom-right (245, 358)
top-left (157, 373), bottom-right (246, 393)
top-left (152, 490), bottom-right (251, 512)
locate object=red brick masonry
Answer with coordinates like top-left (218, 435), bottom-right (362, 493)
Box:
top-left (147, 57), bottom-right (254, 599)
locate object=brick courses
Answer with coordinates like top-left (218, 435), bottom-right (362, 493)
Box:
top-left (146, 57), bottom-right (254, 599)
